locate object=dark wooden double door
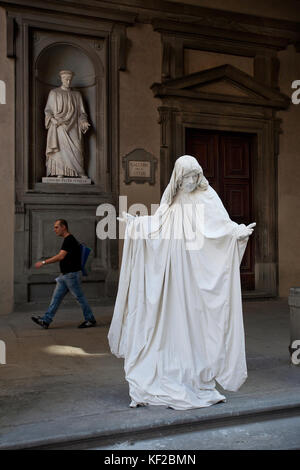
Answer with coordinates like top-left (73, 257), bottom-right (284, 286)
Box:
top-left (186, 128), bottom-right (255, 291)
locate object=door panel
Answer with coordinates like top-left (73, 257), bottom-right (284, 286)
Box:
top-left (224, 184), bottom-right (249, 220)
top-left (185, 131), bottom-right (219, 192)
top-left (186, 128), bottom-right (255, 290)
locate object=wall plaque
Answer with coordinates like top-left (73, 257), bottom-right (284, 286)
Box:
top-left (123, 148), bottom-right (157, 185)
top-left (129, 161), bottom-right (151, 178)
top-left (42, 177), bottom-right (91, 184)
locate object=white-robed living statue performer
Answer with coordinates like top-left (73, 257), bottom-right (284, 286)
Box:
top-left (108, 155), bottom-right (256, 410)
top-left (44, 70), bottom-right (90, 178)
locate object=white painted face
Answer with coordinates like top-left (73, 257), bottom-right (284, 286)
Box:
top-left (60, 74), bottom-right (73, 89)
top-left (180, 172), bottom-right (199, 193)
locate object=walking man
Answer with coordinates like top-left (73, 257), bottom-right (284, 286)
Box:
top-left (31, 219), bottom-right (97, 329)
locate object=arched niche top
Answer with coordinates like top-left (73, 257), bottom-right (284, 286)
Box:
top-left (0, 80), bottom-right (6, 104)
top-left (35, 42), bottom-right (104, 88)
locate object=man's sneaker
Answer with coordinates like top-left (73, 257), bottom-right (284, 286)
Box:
top-left (31, 315), bottom-right (50, 329)
top-left (78, 320), bottom-right (97, 329)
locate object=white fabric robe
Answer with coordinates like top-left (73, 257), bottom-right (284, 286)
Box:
top-left (108, 158), bottom-right (250, 410)
top-left (45, 87), bottom-right (88, 177)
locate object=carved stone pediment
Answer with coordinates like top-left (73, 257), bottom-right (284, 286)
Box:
top-left (151, 64), bottom-right (290, 109)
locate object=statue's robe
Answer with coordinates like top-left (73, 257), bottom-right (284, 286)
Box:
top-left (108, 157), bottom-right (250, 410)
top-left (45, 87), bottom-right (88, 177)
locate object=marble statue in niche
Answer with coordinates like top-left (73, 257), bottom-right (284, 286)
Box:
top-left (44, 70), bottom-right (90, 179)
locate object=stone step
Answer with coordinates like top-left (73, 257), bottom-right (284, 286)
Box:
top-left (4, 393), bottom-right (300, 450)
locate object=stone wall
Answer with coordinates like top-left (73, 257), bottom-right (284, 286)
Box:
top-left (0, 1), bottom-right (299, 308)
top-left (118, 23), bottom-right (161, 261)
top-left (0, 8), bottom-right (14, 314)
top-left (169, 0), bottom-right (300, 22)
top-left (180, 44), bottom-right (300, 296)
top-left (278, 45), bottom-right (300, 296)
top-left (119, 23), bottom-right (162, 213)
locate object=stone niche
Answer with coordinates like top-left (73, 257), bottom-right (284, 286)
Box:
top-left (32, 31), bottom-right (105, 188)
top-left (11, 12), bottom-right (128, 304)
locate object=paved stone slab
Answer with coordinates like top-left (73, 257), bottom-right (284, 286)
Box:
top-left (0, 299), bottom-right (298, 449)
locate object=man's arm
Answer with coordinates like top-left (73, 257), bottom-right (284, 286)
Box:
top-left (35, 250), bottom-right (67, 269)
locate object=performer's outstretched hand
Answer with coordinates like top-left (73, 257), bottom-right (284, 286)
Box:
top-left (237, 222), bottom-right (256, 240)
top-left (246, 222), bottom-right (256, 236)
top-left (117, 211), bottom-right (136, 223)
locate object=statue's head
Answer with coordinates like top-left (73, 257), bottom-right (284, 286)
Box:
top-left (59, 70), bottom-right (74, 89)
top-left (160, 155), bottom-right (209, 206)
top-left (175, 155), bottom-right (208, 194)
top-left (179, 171), bottom-right (199, 193)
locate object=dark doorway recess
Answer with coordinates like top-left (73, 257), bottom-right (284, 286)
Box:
top-left (186, 128), bottom-right (255, 291)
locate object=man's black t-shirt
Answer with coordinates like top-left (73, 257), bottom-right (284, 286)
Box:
top-left (60, 234), bottom-right (81, 274)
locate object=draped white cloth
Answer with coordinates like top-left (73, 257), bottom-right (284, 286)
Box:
top-left (108, 155), bottom-right (250, 410)
top-left (45, 88), bottom-right (88, 177)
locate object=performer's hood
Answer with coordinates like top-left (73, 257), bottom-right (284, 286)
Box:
top-left (160, 155), bottom-right (209, 206)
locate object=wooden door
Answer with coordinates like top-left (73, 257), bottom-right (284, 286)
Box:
top-left (186, 128), bottom-right (255, 290)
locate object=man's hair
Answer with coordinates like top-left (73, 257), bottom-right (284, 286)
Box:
top-left (56, 219), bottom-right (69, 231)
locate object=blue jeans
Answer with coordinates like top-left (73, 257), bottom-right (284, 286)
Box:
top-left (42, 271), bottom-right (95, 325)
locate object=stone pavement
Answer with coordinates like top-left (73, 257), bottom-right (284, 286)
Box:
top-left (0, 298), bottom-right (299, 450)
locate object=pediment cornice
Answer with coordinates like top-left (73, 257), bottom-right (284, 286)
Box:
top-left (151, 64), bottom-right (290, 109)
